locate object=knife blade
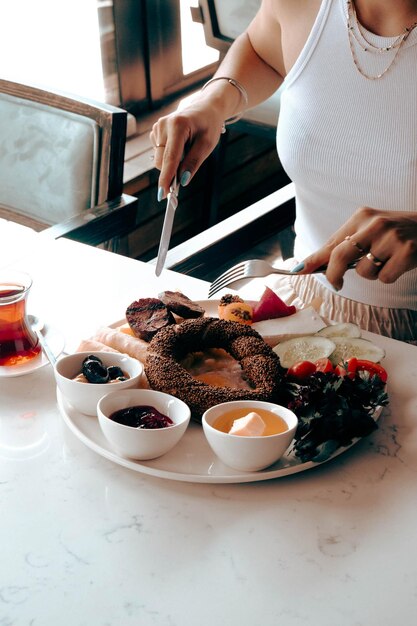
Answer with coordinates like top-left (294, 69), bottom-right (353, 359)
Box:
top-left (155, 177), bottom-right (180, 276)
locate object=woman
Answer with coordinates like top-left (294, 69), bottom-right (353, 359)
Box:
top-left (150, 0), bottom-right (417, 341)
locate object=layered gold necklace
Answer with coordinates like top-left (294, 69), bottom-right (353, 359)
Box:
top-left (347, 0), bottom-right (417, 79)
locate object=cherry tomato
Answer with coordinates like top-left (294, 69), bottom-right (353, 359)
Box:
top-left (287, 360), bottom-right (317, 380)
top-left (314, 358), bottom-right (334, 373)
top-left (354, 359), bottom-right (388, 383)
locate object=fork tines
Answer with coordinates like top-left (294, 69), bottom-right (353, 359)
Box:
top-left (208, 258), bottom-right (359, 298)
top-left (208, 262), bottom-right (248, 297)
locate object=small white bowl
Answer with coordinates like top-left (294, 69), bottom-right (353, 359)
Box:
top-left (97, 389), bottom-right (191, 460)
top-left (54, 351), bottom-right (143, 416)
top-left (202, 400), bottom-right (298, 472)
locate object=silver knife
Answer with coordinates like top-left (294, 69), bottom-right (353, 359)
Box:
top-left (155, 176), bottom-right (180, 276)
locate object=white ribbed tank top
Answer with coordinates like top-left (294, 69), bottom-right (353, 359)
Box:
top-left (277, 0), bottom-right (417, 310)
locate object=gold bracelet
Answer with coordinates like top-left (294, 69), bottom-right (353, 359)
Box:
top-left (201, 76), bottom-right (249, 133)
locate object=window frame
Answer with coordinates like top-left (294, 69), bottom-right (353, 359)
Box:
top-left (112, 0), bottom-right (220, 117)
top-left (196, 0), bottom-right (234, 53)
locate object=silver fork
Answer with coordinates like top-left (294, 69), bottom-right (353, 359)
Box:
top-left (208, 259), bottom-right (357, 298)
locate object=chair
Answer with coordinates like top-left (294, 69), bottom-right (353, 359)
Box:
top-left (150, 183), bottom-right (296, 281)
top-left (0, 79), bottom-right (138, 249)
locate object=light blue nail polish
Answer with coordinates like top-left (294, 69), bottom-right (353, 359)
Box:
top-left (180, 170), bottom-right (191, 187)
top-left (157, 186), bottom-right (164, 202)
top-left (291, 262), bottom-right (305, 273)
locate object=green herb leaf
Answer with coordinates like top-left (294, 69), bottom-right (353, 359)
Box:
top-left (278, 370), bottom-right (388, 463)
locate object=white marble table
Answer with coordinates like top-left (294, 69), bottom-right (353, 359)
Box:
top-left (1, 234), bottom-right (417, 626)
top-left (0, 218), bottom-right (41, 269)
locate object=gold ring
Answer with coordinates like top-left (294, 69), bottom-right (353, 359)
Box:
top-left (344, 235), bottom-right (366, 254)
top-left (366, 252), bottom-right (384, 267)
top-left (155, 143), bottom-right (166, 148)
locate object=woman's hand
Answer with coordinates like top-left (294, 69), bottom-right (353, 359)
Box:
top-left (297, 207), bottom-right (417, 290)
top-left (150, 16), bottom-right (285, 202)
top-left (150, 100), bottom-right (225, 201)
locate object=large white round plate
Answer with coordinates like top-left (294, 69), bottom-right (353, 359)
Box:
top-left (201, 299), bottom-right (222, 316)
top-left (57, 388), bottom-right (382, 484)
top-left (0, 324), bottom-right (65, 377)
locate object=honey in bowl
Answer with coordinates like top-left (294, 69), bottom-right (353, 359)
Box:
top-left (0, 273), bottom-right (41, 367)
top-left (213, 407), bottom-right (288, 437)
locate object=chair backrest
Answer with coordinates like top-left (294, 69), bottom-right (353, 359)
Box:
top-left (0, 79), bottom-right (127, 227)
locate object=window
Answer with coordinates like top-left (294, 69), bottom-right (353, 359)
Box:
top-left (113, 0), bottom-right (220, 115)
top-left (0, 0), bottom-right (219, 115)
top-left (0, 1), bottom-right (107, 101)
top-left (180, 0), bottom-right (219, 75)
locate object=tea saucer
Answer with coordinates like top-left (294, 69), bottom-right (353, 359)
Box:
top-left (0, 324), bottom-right (65, 377)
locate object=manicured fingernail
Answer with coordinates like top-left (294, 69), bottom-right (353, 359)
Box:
top-left (291, 262), bottom-right (304, 273)
top-left (157, 186), bottom-right (164, 202)
top-left (180, 170), bottom-right (191, 187)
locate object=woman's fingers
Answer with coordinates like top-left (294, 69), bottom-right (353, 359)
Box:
top-left (150, 116), bottom-right (190, 199)
top-left (296, 209), bottom-right (376, 289)
top-left (314, 237), bottom-right (364, 290)
top-left (176, 133), bottom-right (220, 184)
top-left (299, 207), bottom-right (417, 289)
top-left (150, 108), bottom-right (224, 200)
top-left (359, 241), bottom-right (416, 284)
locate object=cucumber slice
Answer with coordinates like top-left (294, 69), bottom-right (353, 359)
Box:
top-left (329, 337), bottom-right (385, 365)
top-left (273, 336), bottom-right (336, 369)
top-left (316, 322), bottom-right (361, 338)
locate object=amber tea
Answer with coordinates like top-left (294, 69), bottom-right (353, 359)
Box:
top-left (0, 273), bottom-right (40, 367)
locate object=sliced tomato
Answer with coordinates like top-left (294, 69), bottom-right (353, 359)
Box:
top-left (335, 364), bottom-right (346, 377)
top-left (334, 358), bottom-right (357, 378)
top-left (287, 360), bottom-right (317, 381)
top-left (335, 357), bottom-right (387, 382)
top-left (354, 359), bottom-right (388, 383)
top-left (314, 358), bottom-right (334, 374)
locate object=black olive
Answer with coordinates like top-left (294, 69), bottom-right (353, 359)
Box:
top-left (82, 354), bottom-right (102, 366)
top-left (82, 359), bottom-right (109, 383)
top-left (107, 365), bottom-right (125, 380)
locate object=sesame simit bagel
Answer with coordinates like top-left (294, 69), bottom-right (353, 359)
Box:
top-left (145, 317), bottom-right (283, 420)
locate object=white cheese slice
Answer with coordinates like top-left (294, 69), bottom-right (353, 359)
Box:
top-left (229, 412), bottom-right (266, 437)
top-left (252, 306), bottom-right (326, 346)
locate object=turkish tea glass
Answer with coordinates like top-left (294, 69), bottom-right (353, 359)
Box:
top-left (0, 271), bottom-right (41, 367)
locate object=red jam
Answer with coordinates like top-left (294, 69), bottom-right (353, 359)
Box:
top-left (109, 405), bottom-right (174, 429)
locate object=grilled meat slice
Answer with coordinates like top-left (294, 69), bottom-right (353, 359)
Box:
top-left (126, 298), bottom-right (175, 342)
top-left (158, 291), bottom-right (205, 319)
